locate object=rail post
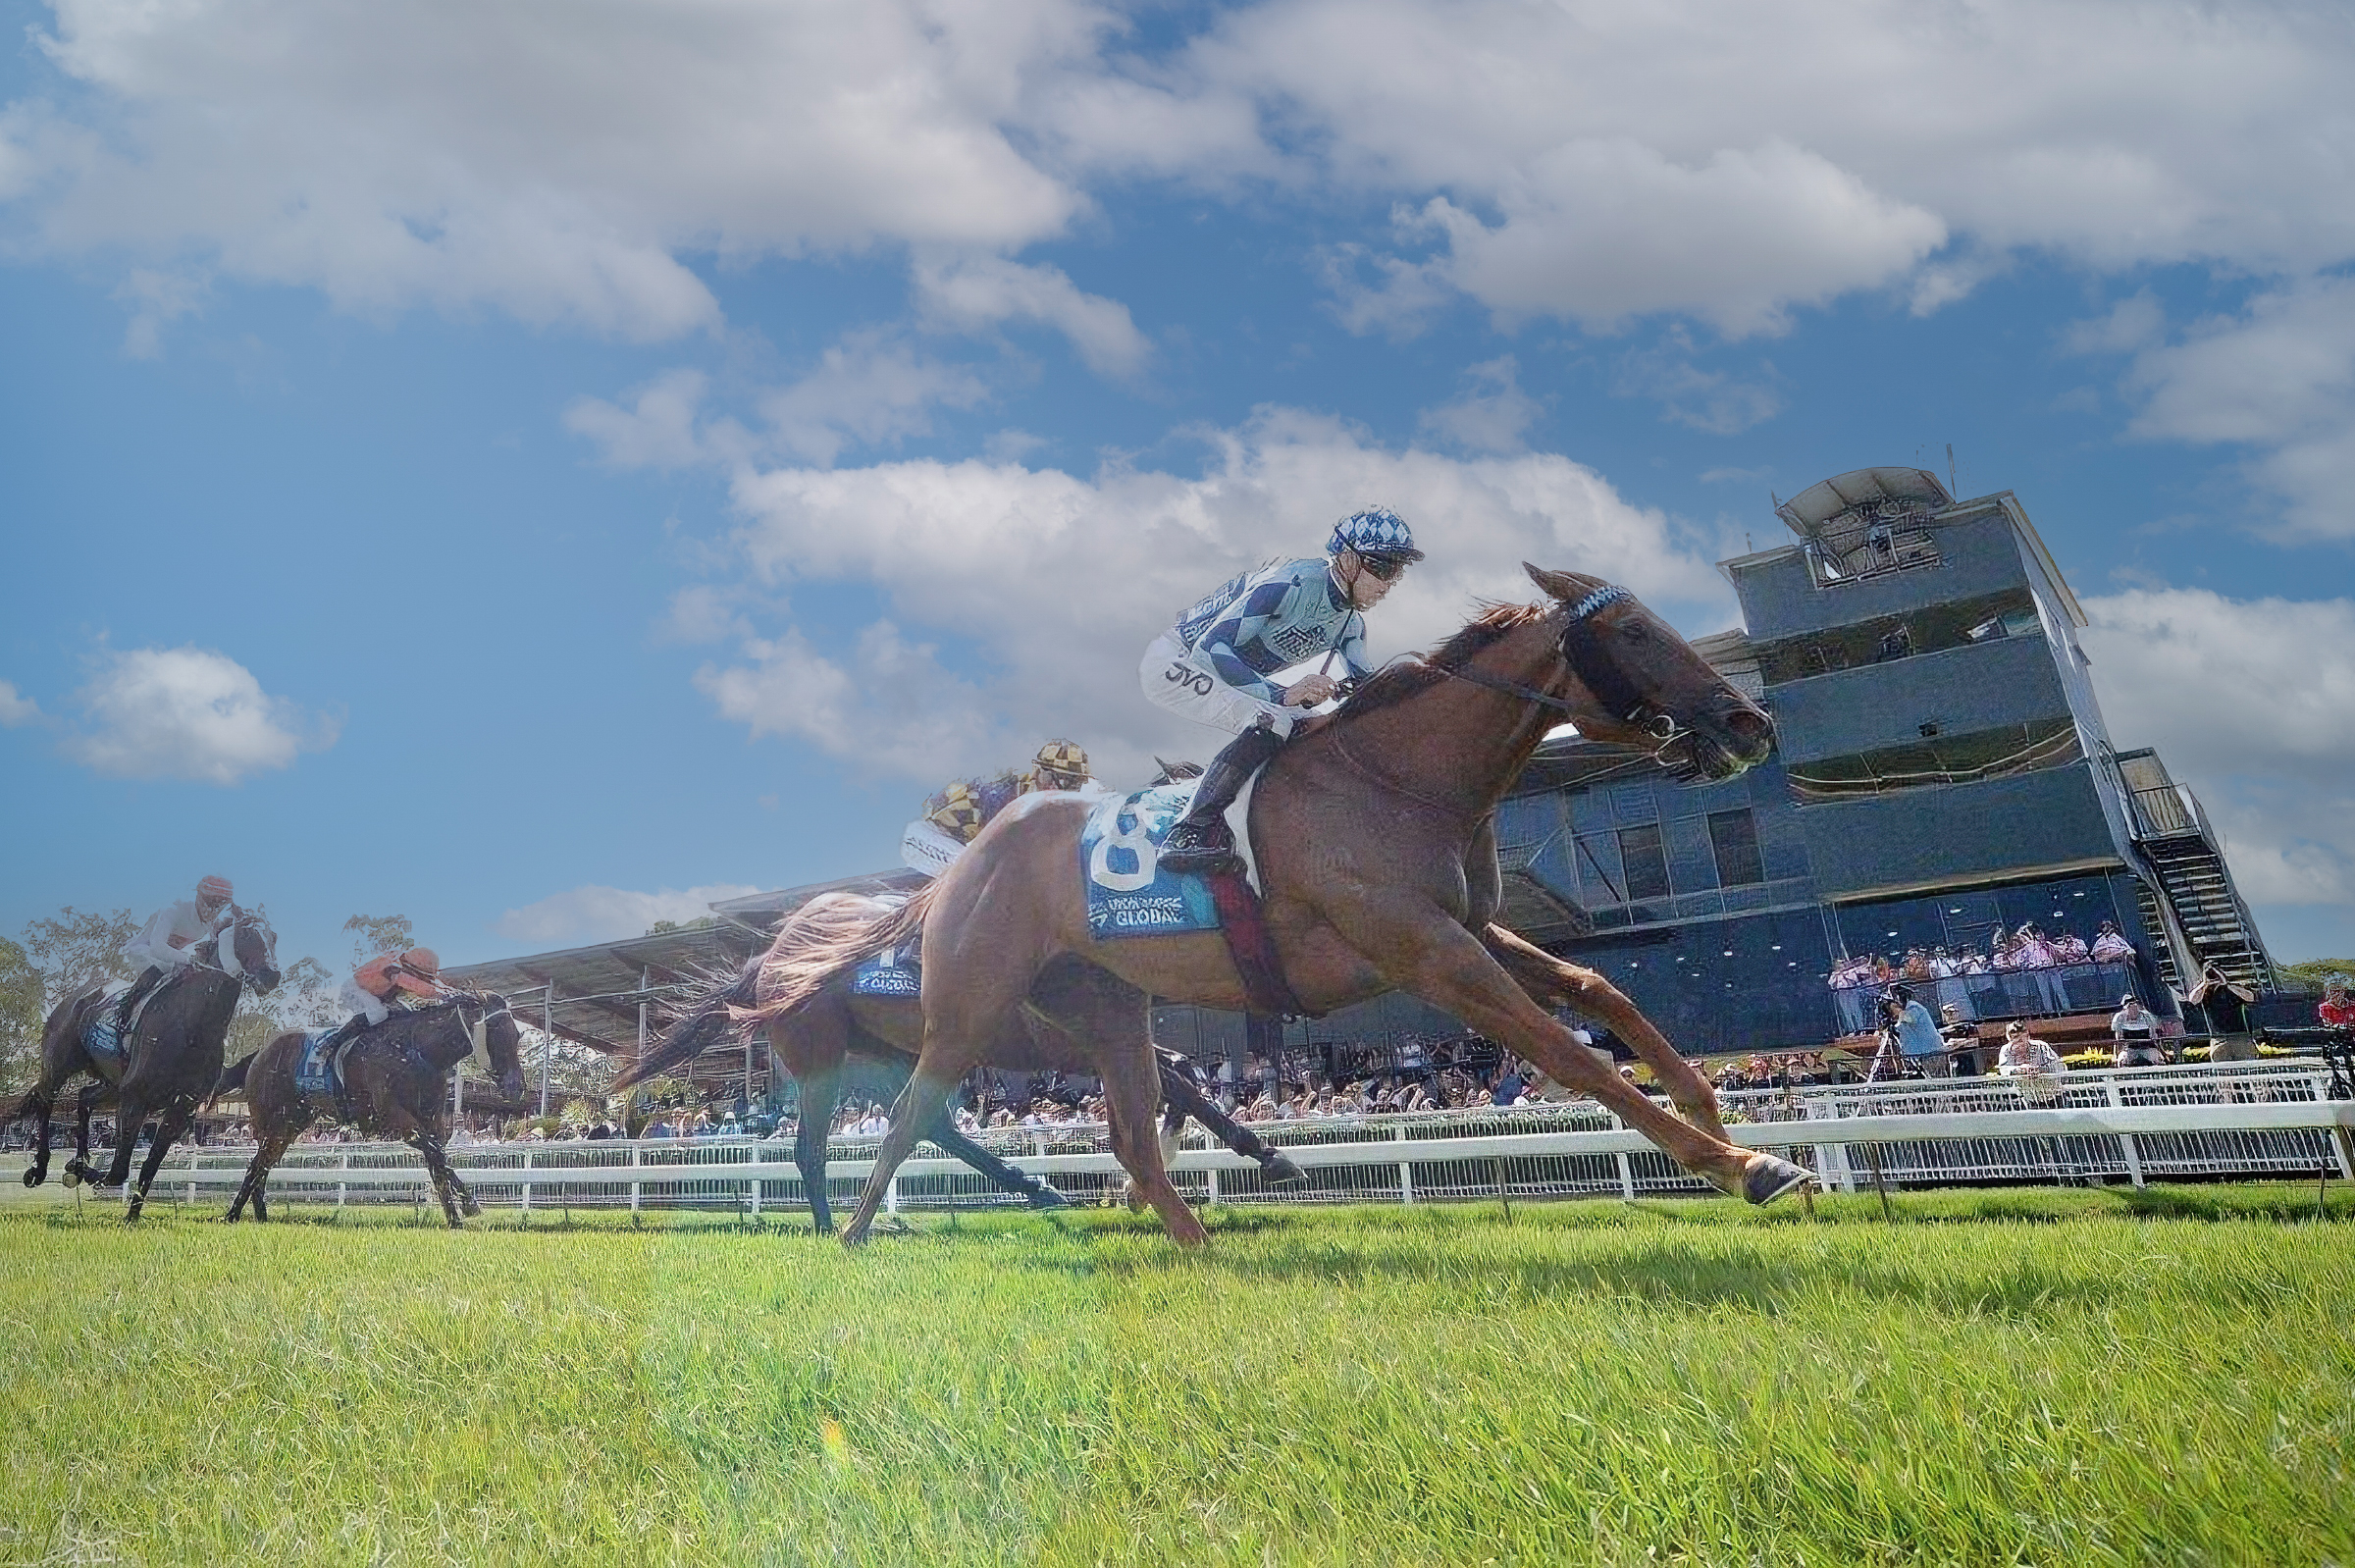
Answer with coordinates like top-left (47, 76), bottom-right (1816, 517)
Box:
top-left (338, 1150), bottom-right (350, 1211)
top-left (629, 1138), bottom-right (642, 1215)
top-left (886, 1173), bottom-right (900, 1216)
top-left (520, 1148), bottom-right (533, 1214)
top-left (1614, 1151), bottom-right (1636, 1202)
top-left (2105, 1078), bottom-right (2146, 1188)
top-left (1206, 1165), bottom-right (1220, 1205)
top-left (750, 1142), bottom-right (763, 1218)
top-left (1393, 1123), bottom-right (1414, 1205)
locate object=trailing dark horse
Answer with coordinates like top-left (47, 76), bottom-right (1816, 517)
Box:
top-left (12, 908), bottom-right (282, 1221)
top-left (217, 991), bottom-right (526, 1228)
top-left (745, 564), bottom-right (1808, 1246)
top-left (617, 892), bottom-right (1304, 1233)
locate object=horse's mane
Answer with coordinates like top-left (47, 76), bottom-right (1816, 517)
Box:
top-left (1334, 601), bottom-right (1552, 721)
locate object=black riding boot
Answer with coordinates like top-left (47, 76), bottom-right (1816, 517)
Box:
top-left (1157, 719), bottom-right (1286, 876)
top-left (112, 967), bottom-right (163, 1033)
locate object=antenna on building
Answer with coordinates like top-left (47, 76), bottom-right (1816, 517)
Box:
top-left (1946, 443), bottom-right (1958, 497)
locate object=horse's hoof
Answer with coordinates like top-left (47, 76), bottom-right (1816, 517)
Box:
top-left (21, 1167), bottom-right (42, 1188)
top-left (1264, 1155), bottom-right (1309, 1186)
top-left (460, 1197), bottom-right (482, 1218)
top-left (1025, 1186), bottom-right (1072, 1211)
top-left (60, 1168), bottom-right (80, 1189)
top-left (1742, 1153), bottom-right (1812, 1207)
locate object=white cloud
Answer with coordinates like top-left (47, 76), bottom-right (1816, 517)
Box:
top-left (112, 266), bottom-right (207, 357)
top-left (2083, 588), bottom-right (2355, 906)
top-left (1613, 332), bottom-right (1783, 435)
top-left (1193, 0), bottom-right (2355, 330)
top-left (61, 646), bottom-right (334, 784)
top-left (14, 0), bottom-right (2355, 346)
top-left (1418, 356), bottom-right (1542, 453)
top-left (495, 882), bottom-right (765, 946)
top-left (913, 254), bottom-right (1151, 378)
top-left (0, 680), bottom-right (42, 725)
top-left (3, 0), bottom-right (1111, 338)
top-left (2111, 278), bottom-right (2355, 540)
top-left (758, 335), bottom-right (991, 465)
top-left (568, 338), bottom-right (989, 471)
top-left (685, 407), bottom-right (1731, 784)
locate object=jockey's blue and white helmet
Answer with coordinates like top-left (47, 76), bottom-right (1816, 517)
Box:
top-left (1328, 505), bottom-right (1424, 563)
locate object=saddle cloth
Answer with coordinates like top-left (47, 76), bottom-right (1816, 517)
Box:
top-left (849, 945), bottom-right (923, 999)
top-left (1077, 781), bottom-right (1243, 941)
top-left (292, 1028), bottom-right (344, 1098)
top-left (78, 980), bottom-right (172, 1063)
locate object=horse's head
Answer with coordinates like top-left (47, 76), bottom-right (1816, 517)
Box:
top-left (1525, 564), bottom-right (1773, 781)
top-left (220, 908), bottom-right (283, 994)
top-left (462, 991), bottom-right (528, 1104)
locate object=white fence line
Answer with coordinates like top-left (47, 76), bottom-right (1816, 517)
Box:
top-left (10, 1063), bottom-right (2351, 1215)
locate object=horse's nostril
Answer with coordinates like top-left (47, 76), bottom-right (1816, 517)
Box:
top-left (1724, 707), bottom-right (1772, 747)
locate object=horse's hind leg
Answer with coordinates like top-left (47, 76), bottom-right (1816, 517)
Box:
top-left (838, 1065), bottom-right (962, 1246)
top-left (1157, 1059), bottom-right (1306, 1184)
top-left (17, 1087), bottom-right (56, 1186)
top-left (1102, 1044), bottom-right (1206, 1247)
top-left (926, 1111), bottom-right (1068, 1210)
top-left (788, 1009), bottom-right (847, 1233)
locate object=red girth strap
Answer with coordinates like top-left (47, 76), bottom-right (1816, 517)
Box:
top-left (1204, 869), bottom-right (1317, 1020)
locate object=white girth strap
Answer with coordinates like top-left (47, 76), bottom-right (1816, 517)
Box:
top-left (468, 1011), bottom-right (493, 1073)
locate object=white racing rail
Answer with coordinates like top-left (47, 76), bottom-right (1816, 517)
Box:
top-left (9, 1062), bottom-right (2352, 1215)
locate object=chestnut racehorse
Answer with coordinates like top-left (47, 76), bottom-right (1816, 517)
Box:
top-left (748, 564), bottom-right (1810, 1246)
top-left (11, 907), bottom-right (283, 1221)
top-left (219, 992), bottom-right (527, 1228)
top-left (617, 893), bottom-right (1306, 1232)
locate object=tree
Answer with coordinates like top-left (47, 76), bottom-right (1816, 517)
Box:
top-left (343, 914), bottom-right (416, 966)
top-left (21, 907), bottom-right (139, 1003)
top-left (2277, 959), bottom-right (2355, 994)
top-left (0, 936), bottom-right (45, 1095)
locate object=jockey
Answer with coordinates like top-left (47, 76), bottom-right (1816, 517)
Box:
top-left (903, 740), bottom-right (1106, 876)
top-left (320, 947), bottom-right (447, 1053)
top-left (1140, 505), bottom-right (1421, 873)
top-left (112, 874), bottom-right (236, 1033)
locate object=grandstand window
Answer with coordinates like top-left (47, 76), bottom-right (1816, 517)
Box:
top-left (1618, 823), bottom-right (1671, 901)
top-left (1707, 810), bottom-right (1765, 888)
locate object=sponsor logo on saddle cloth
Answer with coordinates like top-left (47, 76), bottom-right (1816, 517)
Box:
top-left (1079, 783), bottom-right (1234, 939)
top-left (849, 894), bottom-right (922, 997)
top-left (292, 1027), bottom-right (344, 1098)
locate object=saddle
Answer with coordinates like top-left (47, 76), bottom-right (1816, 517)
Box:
top-left (78, 979), bottom-right (175, 1070)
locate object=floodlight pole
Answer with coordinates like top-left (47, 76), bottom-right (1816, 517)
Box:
top-left (539, 983), bottom-right (554, 1116)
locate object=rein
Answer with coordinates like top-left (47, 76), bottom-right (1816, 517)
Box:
top-left (1434, 583), bottom-right (1684, 744)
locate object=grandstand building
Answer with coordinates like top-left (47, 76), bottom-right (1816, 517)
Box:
top-left (449, 465), bottom-right (2275, 1098)
top-left (1492, 465), bottom-right (2271, 1056)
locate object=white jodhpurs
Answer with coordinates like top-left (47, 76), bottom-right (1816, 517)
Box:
top-left (336, 977), bottom-right (391, 1026)
top-left (1139, 632), bottom-right (1299, 739)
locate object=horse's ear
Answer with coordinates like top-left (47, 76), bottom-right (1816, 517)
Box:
top-left (1525, 563), bottom-right (1603, 601)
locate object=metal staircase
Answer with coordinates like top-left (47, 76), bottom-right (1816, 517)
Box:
top-left (2112, 750), bottom-right (2271, 989)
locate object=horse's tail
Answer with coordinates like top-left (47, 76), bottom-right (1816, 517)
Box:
top-left (610, 962), bottom-right (759, 1093)
top-left (736, 884), bottom-right (938, 1033)
top-left (211, 1053), bottom-right (255, 1108)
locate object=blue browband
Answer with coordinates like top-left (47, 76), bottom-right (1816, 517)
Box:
top-left (1570, 584), bottom-right (1634, 620)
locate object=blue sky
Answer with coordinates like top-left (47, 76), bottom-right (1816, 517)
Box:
top-left (3, 0), bottom-right (2351, 979)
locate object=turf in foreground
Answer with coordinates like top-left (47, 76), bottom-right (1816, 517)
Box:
top-left (2, 1188), bottom-right (2350, 1566)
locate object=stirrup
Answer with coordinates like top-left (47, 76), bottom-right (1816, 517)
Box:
top-left (1158, 824), bottom-right (1241, 877)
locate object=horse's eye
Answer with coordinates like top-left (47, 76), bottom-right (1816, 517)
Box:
top-left (1623, 622), bottom-right (1649, 642)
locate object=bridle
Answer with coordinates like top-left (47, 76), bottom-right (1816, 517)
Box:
top-left (1435, 583), bottom-right (1686, 749)
top-left (197, 909), bottom-right (277, 985)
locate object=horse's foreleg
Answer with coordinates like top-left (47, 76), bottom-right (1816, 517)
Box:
top-left (125, 1101), bottom-right (194, 1224)
top-left (1482, 923), bottom-right (1732, 1142)
top-left (1394, 910), bottom-right (1802, 1202)
top-left (228, 1132), bottom-right (294, 1222)
top-left (1156, 1059), bottom-right (1306, 1184)
top-left (410, 1136), bottom-right (465, 1228)
top-left (839, 1068), bottom-right (957, 1246)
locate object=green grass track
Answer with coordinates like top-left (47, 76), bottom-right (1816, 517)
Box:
top-left (3, 1185), bottom-right (2351, 1566)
